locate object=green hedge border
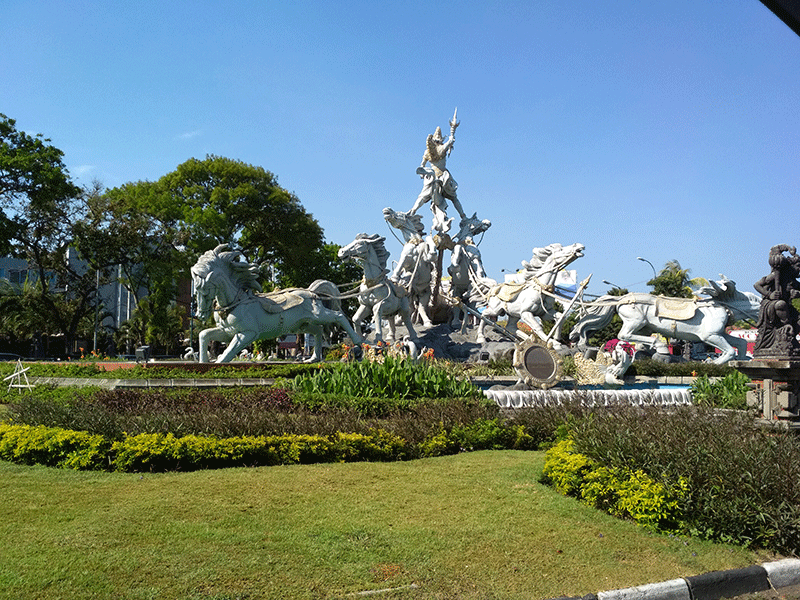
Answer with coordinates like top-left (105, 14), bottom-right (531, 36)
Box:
top-left (0, 418), bottom-right (537, 472)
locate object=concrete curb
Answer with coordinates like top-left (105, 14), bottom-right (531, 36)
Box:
top-left (547, 559), bottom-right (800, 600)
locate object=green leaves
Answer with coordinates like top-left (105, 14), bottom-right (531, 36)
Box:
top-left (690, 371), bottom-right (750, 409)
top-left (291, 356), bottom-right (483, 402)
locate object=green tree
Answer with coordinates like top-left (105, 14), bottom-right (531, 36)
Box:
top-left (158, 155), bottom-right (326, 287)
top-left (647, 260), bottom-right (695, 298)
top-left (0, 113), bottom-right (101, 355)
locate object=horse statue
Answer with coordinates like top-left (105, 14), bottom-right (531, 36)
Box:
top-left (569, 277), bottom-right (760, 364)
top-left (448, 213), bottom-right (492, 329)
top-left (191, 244), bottom-right (363, 363)
top-left (338, 233), bottom-right (418, 343)
top-left (475, 242), bottom-right (586, 344)
top-left (382, 207), bottom-right (437, 327)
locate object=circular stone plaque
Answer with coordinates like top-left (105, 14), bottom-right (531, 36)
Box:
top-left (513, 336), bottom-right (563, 389)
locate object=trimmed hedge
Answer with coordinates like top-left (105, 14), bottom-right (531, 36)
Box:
top-left (0, 422), bottom-right (409, 472)
top-left (0, 423), bottom-right (110, 470)
top-left (0, 418), bottom-right (530, 472)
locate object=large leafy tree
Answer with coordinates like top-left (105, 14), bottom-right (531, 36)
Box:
top-left (0, 113), bottom-right (100, 355)
top-left (158, 155), bottom-right (326, 287)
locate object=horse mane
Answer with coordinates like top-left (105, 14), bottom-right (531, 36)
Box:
top-left (357, 233), bottom-right (390, 271)
top-left (192, 244), bottom-right (262, 292)
top-left (524, 243), bottom-right (559, 272)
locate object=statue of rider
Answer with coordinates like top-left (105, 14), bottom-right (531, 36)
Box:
top-left (408, 110), bottom-right (467, 235)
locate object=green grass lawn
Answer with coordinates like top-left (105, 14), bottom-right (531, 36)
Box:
top-left (0, 450), bottom-right (775, 600)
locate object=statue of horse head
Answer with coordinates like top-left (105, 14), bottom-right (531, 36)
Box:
top-left (522, 242), bottom-right (585, 277)
top-left (696, 276), bottom-right (761, 323)
top-left (382, 207), bottom-right (425, 242)
top-left (191, 244), bottom-right (262, 319)
top-left (453, 213), bottom-right (491, 243)
top-left (338, 234), bottom-right (391, 280)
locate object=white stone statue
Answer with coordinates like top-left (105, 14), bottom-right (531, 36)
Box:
top-left (191, 245), bottom-right (363, 363)
top-left (448, 214), bottom-right (492, 328)
top-left (408, 109), bottom-right (467, 235)
top-left (475, 243), bottom-right (586, 343)
top-left (383, 207), bottom-right (437, 327)
top-left (337, 233), bottom-right (418, 343)
top-left (569, 277), bottom-right (761, 367)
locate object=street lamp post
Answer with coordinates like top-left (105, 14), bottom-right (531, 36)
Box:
top-left (637, 257), bottom-right (657, 279)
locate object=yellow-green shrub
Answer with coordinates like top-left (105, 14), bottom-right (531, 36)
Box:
top-left (541, 437), bottom-right (686, 532)
top-left (111, 430), bottom-right (408, 472)
top-left (0, 423), bottom-right (110, 470)
top-left (540, 438), bottom-right (596, 496)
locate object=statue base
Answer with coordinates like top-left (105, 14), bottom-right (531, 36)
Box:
top-left (731, 359), bottom-right (800, 427)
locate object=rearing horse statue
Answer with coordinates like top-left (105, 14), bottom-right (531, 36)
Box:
top-left (382, 207), bottom-right (436, 327)
top-left (475, 242), bottom-right (585, 344)
top-left (338, 233), bottom-right (418, 343)
top-left (191, 245), bottom-right (363, 363)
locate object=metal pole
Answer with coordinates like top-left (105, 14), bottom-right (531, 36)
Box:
top-left (637, 257), bottom-right (657, 279)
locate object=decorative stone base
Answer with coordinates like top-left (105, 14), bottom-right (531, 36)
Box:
top-left (731, 359), bottom-right (800, 424)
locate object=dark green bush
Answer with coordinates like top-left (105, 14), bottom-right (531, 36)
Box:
top-left (559, 406), bottom-right (800, 553)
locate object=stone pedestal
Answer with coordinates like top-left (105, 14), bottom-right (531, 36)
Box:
top-left (731, 360), bottom-right (800, 426)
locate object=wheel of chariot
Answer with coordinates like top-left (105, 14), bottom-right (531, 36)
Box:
top-left (513, 335), bottom-right (563, 389)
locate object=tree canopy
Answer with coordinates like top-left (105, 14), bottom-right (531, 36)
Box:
top-left (647, 260), bottom-right (696, 298)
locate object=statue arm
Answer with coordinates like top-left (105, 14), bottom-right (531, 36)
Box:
top-left (754, 275), bottom-right (775, 299)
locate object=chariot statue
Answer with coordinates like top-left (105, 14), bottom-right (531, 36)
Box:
top-left (569, 277), bottom-right (760, 368)
top-left (191, 245), bottom-right (363, 363)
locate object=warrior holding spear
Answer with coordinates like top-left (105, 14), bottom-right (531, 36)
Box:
top-left (408, 108), bottom-right (467, 235)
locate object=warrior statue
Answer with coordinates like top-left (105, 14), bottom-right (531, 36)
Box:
top-left (408, 109), bottom-right (467, 235)
top-left (752, 244), bottom-right (800, 358)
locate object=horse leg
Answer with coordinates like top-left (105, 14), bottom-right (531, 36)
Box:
top-left (330, 311), bottom-right (364, 347)
top-left (477, 301), bottom-right (499, 343)
top-left (399, 298), bottom-right (418, 341)
top-left (616, 313), bottom-right (652, 349)
top-left (416, 290), bottom-right (433, 328)
top-left (519, 310), bottom-right (548, 340)
top-left (303, 324), bottom-right (326, 363)
top-left (372, 303), bottom-right (384, 343)
top-left (351, 304), bottom-right (370, 339)
top-left (704, 333), bottom-right (744, 364)
top-left (198, 327), bottom-right (231, 363)
top-left (217, 330), bottom-right (257, 363)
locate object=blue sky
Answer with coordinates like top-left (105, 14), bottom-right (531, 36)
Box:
top-left (3, 0), bottom-right (799, 297)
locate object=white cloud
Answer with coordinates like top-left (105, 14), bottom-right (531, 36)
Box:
top-left (71, 164), bottom-right (96, 178)
top-left (177, 130), bottom-right (202, 140)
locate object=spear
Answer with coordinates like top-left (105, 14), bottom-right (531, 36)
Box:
top-left (448, 107), bottom-right (459, 155)
top-left (544, 274), bottom-right (592, 344)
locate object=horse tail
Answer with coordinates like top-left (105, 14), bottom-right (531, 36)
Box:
top-left (569, 295), bottom-right (619, 347)
top-left (308, 280), bottom-right (341, 312)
